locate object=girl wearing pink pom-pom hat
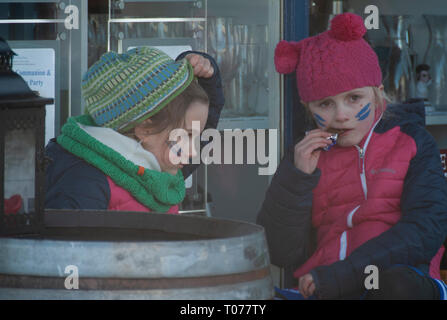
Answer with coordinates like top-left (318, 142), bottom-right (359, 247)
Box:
top-left (258, 13), bottom-right (447, 300)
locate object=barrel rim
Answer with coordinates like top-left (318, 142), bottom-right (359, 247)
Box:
top-left (0, 227), bottom-right (265, 249)
top-left (0, 210), bottom-right (272, 279)
top-left (47, 209), bottom-right (263, 236)
top-left (1, 209), bottom-right (266, 243)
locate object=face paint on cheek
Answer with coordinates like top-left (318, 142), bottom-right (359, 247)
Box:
top-left (355, 102), bottom-right (371, 121)
top-left (166, 140), bottom-right (182, 157)
top-left (313, 113), bottom-right (326, 127)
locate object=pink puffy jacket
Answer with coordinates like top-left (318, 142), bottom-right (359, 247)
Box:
top-left (294, 123), bottom-right (444, 280)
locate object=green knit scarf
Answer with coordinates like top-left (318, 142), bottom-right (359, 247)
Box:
top-left (57, 115), bottom-right (185, 212)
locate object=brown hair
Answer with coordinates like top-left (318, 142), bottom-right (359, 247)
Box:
top-left (372, 87), bottom-right (393, 120)
top-left (124, 78), bottom-right (209, 139)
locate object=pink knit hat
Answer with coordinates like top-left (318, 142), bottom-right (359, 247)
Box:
top-left (274, 13), bottom-right (382, 102)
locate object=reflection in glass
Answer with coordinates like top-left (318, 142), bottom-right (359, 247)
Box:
top-left (103, 0), bottom-right (274, 121)
top-left (381, 15), bottom-right (416, 103)
top-left (235, 24), bottom-right (268, 117)
top-left (110, 0), bottom-right (202, 19)
top-left (423, 15), bottom-right (447, 111)
top-left (0, 3), bottom-right (58, 41)
top-left (88, 14), bottom-right (108, 67)
top-left (4, 129), bottom-right (35, 215)
top-left (207, 17), bottom-right (239, 116)
top-left (208, 18), bottom-right (268, 118)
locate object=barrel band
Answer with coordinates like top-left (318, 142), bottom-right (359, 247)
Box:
top-left (0, 267), bottom-right (271, 290)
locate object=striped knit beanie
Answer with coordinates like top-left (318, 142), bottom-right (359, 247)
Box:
top-left (82, 47), bottom-right (194, 132)
top-left (274, 13), bottom-right (382, 102)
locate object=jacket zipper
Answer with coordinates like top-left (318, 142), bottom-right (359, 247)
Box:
top-left (358, 147), bottom-right (364, 172)
top-left (338, 115), bottom-right (383, 261)
top-left (340, 146), bottom-right (366, 261)
top-left (355, 145), bottom-right (367, 199)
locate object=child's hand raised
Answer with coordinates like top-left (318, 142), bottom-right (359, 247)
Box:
top-left (294, 129), bottom-right (333, 174)
top-left (185, 54), bottom-right (214, 78)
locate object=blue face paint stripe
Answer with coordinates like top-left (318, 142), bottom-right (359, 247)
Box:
top-left (356, 103), bottom-right (371, 120)
top-left (316, 119), bottom-right (325, 127)
top-left (314, 113), bottom-right (325, 122)
top-left (357, 109), bottom-right (371, 121)
top-left (314, 113), bottom-right (326, 127)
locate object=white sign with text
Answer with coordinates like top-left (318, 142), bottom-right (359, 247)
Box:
top-left (12, 48), bottom-right (56, 146)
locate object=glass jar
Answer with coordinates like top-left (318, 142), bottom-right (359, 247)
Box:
top-left (423, 15), bottom-right (447, 111)
top-left (381, 15), bottom-right (416, 103)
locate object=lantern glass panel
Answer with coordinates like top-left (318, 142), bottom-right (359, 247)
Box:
top-left (4, 128), bottom-right (35, 215)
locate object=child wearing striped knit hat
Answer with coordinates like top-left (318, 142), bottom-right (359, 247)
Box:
top-left (257, 13), bottom-right (447, 300)
top-left (45, 47), bottom-right (224, 214)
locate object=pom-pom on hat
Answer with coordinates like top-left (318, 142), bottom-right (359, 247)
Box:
top-left (274, 13), bottom-right (382, 102)
top-left (82, 47), bottom-right (194, 132)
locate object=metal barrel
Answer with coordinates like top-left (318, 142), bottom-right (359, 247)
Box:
top-left (0, 210), bottom-right (273, 300)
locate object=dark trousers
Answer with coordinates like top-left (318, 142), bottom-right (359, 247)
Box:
top-left (275, 265), bottom-right (445, 300)
top-left (363, 265), bottom-right (441, 300)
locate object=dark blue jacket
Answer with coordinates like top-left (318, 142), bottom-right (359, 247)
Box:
top-left (45, 51), bottom-right (224, 210)
top-left (257, 101), bottom-right (447, 299)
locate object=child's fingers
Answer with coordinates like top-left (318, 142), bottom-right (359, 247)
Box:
top-left (298, 131), bottom-right (333, 150)
top-left (305, 143), bottom-right (329, 157)
top-left (299, 281), bottom-right (309, 298)
top-left (299, 132), bottom-right (332, 149)
top-left (308, 283), bottom-right (316, 297)
top-left (298, 275), bottom-right (310, 297)
top-left (299, 274), bottom-right (315, 298)
top-left (194, 59), bottom-right (213, 78)
top-left (298, 277), bottom-right (305, 296)
top-left (302, 284), bottom-right (314, 299)
top-left (185, 54), bottom-right (214, 78)
top-left (185, 53), bottom-right (200, 66)
top-left (201, 63), bottom-right (214, 78)
top-left (198, 67), bottom-right (214, 78)
top-left (301, 136), bottom-right (333, 149)
top-left (193, 63), bottom-right (204, 76)
top-left (297, 137), bottom-right (332, 156)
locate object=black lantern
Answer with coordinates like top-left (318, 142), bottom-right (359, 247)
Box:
top-left (0, 37), bottom-right (53, 236)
